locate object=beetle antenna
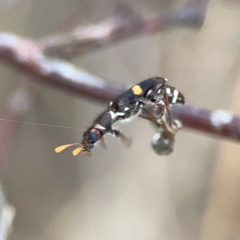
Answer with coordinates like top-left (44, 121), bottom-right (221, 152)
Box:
top-left (55, 143), bottom-right (79, 153)
top-left (72, 145), bottom-right (85, 156)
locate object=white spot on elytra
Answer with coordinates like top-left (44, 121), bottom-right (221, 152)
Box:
top-left (166, 88), bottom-right (171, 95)
top-left (211, 110), bottom-right (233, 129)
top-left (172, 90), bottom-right (179, 103)
top-left (147, 89), bottom-right (152, 95)
top-left (115, 112), bottom-right (125, 117)
top-left (109, 111), bottom-right (116, 120)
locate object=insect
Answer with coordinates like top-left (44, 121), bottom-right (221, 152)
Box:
top-left (55, 77), bottom-right (185, 156)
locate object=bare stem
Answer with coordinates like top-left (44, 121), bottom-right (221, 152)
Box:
top-left (171, 104), bottom-right (240, 141)
top-left (0, 33), bottom-right (125, 103)
top-left (0, 32), bottom-right (239, 143)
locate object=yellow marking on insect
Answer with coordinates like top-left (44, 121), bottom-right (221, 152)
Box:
top-left (72, 146), bottom-right (84, 156)
top-left (55, 143), bottom-right (79, 153)
top-left (132, 85), bottom-right (143, 95)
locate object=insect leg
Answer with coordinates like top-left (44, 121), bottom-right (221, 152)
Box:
top-left (138, 105), bottom-right (177, 155)
top-left (162, 88), bottom-right (182, 134)
top-left (139, 98), bottom-right (181, 135)
top-left (139, 99), bottom-right (165, 120)
top-left (99, 137), bottom-right (107, 149)
top-left (111, 129), bottom-right (132, 148)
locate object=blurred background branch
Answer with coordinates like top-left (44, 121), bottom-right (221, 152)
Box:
top-left (39, 3), bottom-right (206, 58)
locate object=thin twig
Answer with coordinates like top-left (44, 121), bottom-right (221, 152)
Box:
top-left (0, 33), bottom-right (125, 103)
top-left (39, 4), bottom-right (206, 59)
top-left (171, 104), bottom-right (240, 141)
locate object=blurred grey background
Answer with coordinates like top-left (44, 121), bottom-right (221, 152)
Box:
top-left (1, 0), bottom-right (240, 240)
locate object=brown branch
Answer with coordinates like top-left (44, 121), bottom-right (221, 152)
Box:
top-left (0, 33), bottom-right (125, 103)
top-left (171, 104), bottom-right (240, 141)
top-left (0, 32), bottom-right (240, 143)
top-left (39, 4), bottom-right (206, 59)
